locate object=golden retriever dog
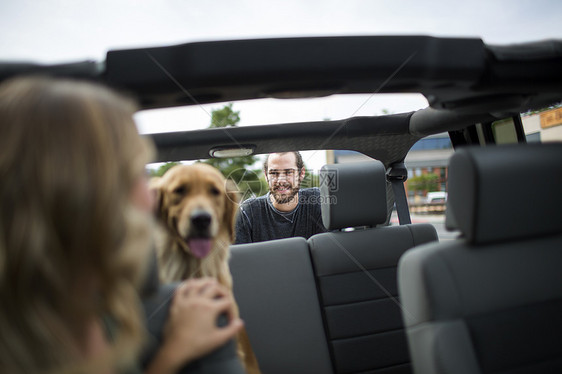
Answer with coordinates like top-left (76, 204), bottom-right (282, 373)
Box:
top-left (151, 163), bottom-right (261, 374)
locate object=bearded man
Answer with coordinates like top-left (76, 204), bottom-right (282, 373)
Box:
top-left (234, 151), bottom-right (326, 244)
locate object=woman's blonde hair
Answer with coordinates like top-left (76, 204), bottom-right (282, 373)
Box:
top-left (0, 77), bottom-right (154, 373)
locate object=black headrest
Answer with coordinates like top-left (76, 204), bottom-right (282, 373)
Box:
top-left (447, 143), bottom-right (562, 244)
top-left (319, 161), bottom-right (387, 230)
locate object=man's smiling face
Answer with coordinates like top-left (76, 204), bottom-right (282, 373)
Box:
top-left (266, 153), bottom-right (304, 205)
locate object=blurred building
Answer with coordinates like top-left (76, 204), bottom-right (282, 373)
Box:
top-left (522, 106), bottom-right (562, 142)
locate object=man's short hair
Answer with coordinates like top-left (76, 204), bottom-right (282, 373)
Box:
top-left (263, 151), bottom-right (304, 173)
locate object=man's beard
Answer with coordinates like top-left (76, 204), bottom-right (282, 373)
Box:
top-left (270, 180), bottom-right (301, 205)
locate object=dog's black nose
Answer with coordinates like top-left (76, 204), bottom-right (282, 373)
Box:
top-left (191, 211), bottom-right (212, 231)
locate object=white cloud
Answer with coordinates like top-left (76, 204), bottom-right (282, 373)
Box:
top-left (3, 0), bottom-right (560, 62)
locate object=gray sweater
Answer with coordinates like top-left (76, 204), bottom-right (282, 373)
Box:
top-left (234, 188), bottom-right (327, 244)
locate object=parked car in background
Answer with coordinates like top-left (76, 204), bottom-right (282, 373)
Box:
top-left (425, 191), bottom-right (447, 204)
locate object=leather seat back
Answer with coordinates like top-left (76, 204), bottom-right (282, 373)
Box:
top-left (309, 161), bottom-right (438, 374)
top-left (399, 143), bottom-right (562, 374)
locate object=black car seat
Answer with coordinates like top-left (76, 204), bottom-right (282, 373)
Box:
top-left (308, 160), bottom-right (438, 374)
top-left (398, 143), bottom-right (562, 374)
top-left (230, 237), bottom-right (334, 374)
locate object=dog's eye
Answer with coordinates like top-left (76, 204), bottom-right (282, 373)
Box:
top-left (173, 186), bottom-right (187, 195)
top-left (210, 186), bottom-right (220, 196)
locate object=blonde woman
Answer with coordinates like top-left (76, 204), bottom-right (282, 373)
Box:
top-left (0, 77), bottom-right (242, 374)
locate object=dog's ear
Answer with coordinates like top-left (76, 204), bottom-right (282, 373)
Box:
top-left (223, 179), bottom-right (240, 243)
top-left (148, 177), bottom-right (166, 221)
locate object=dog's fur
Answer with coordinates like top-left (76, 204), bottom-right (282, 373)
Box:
top-left (151, 163), bottom-right (260, 374)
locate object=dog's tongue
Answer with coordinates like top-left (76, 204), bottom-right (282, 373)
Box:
top-left (188, 238), bottom-right (212, 258)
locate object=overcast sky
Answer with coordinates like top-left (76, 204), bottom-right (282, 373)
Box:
top-left (1, 0), bottom-right (561, 168)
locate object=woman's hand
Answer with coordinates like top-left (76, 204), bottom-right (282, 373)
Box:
top-left (145, 278), bottom-right (243, 374)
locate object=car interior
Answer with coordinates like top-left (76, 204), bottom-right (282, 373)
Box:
top-left (2, 35), bottom-right (561, 374)
top-left (399, 143), bottom-right (562, 374)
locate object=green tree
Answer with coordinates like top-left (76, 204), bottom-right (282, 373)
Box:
top-left (407, 173), bottom-right (439, 193)
top-left (209, 103), bottom-right (240, 129)
top-left (203, 104), bottom-right (268, 201)
top-left (149, 162), bottom-right (181, 177)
